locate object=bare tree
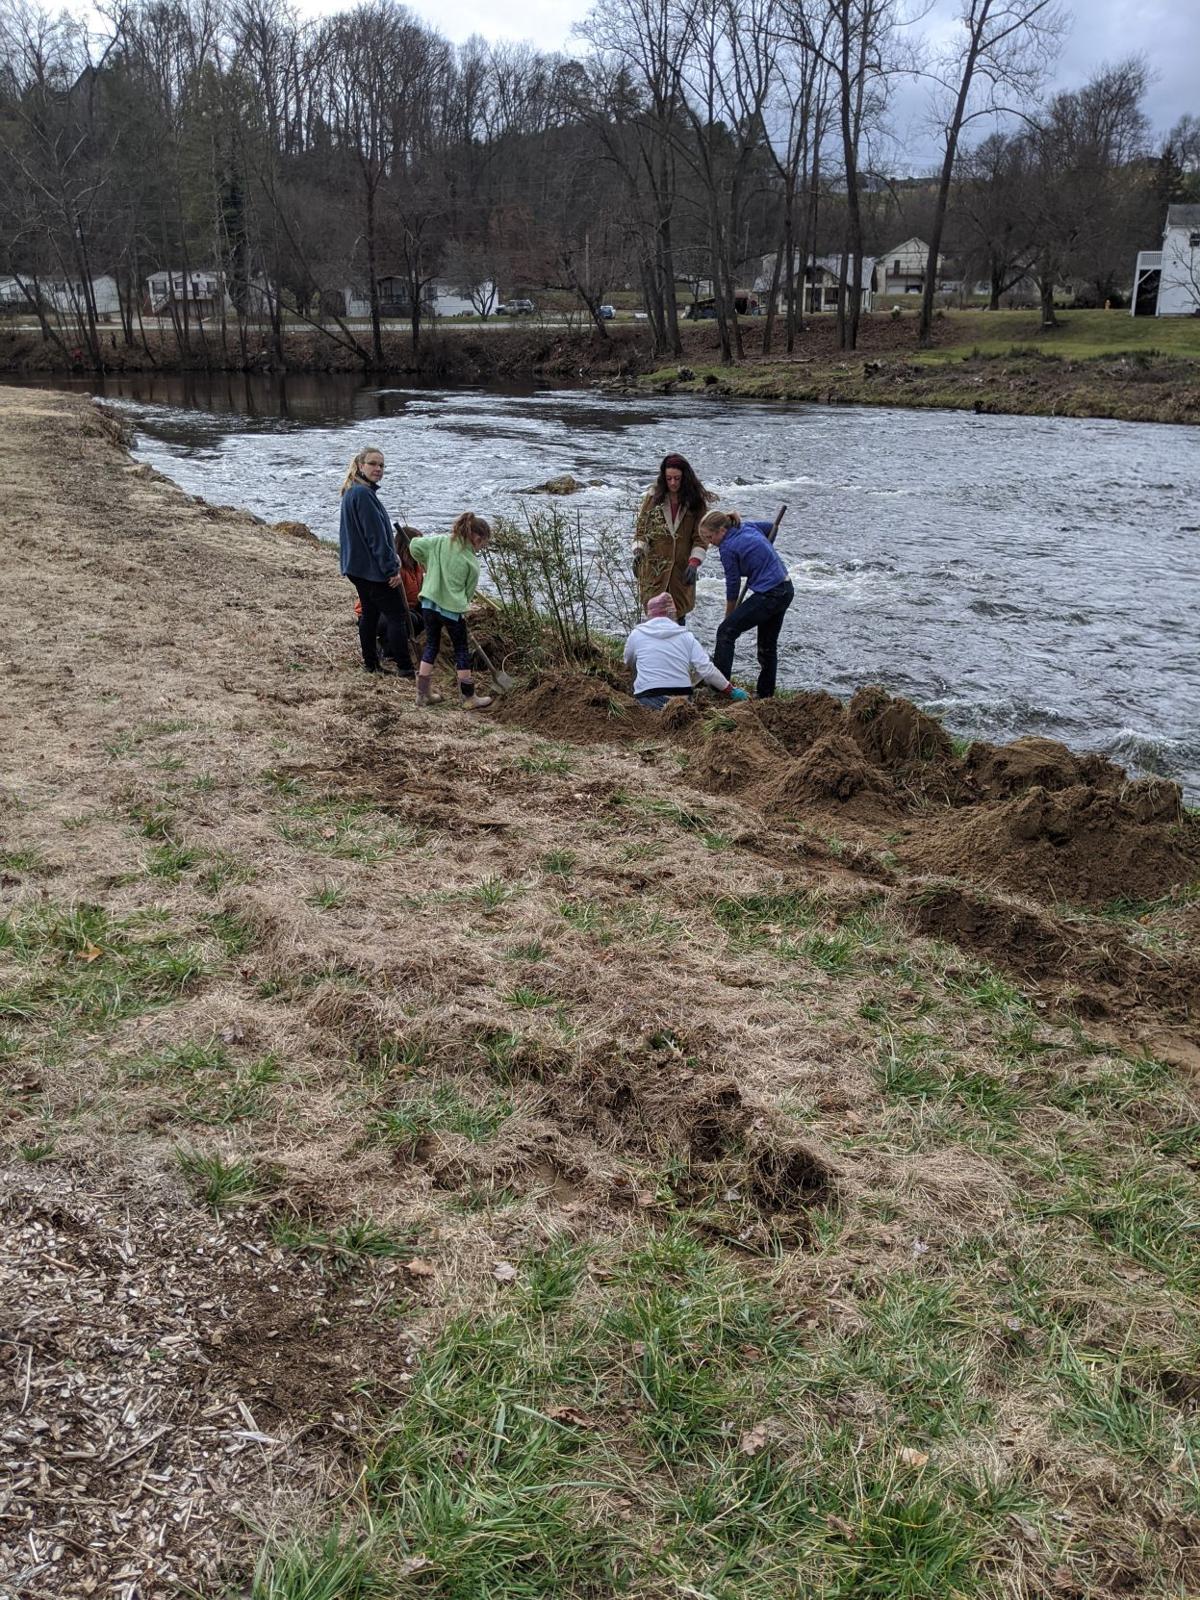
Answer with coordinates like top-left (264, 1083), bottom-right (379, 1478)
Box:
top-left (917, 0), bottom-right (1063, 345)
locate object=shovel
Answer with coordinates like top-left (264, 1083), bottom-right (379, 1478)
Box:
top-left (470, 629), bottom-right (515, 691)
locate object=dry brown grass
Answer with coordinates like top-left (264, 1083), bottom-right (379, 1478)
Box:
top-left (1, 388), bottom-right (1197, 1599)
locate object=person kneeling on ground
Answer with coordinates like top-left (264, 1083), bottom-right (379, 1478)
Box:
top-left (409, 513), bottom-right (494, 712)
top-left (624, 591), bottom-right (750, 710)
top-left (698, 510), bottom-right (795, 699)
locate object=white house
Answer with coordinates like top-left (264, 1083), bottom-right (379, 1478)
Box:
top-left (432, 280), bottom-right (496, 316)
top-left (756, 253), bottom-right (877, 314)
top-left (1132, 204), bottom-right (1200, 317)
top-left (0, 274), bottom-right (120, 316)
top-left (145, 270), bottom-right (232, 319)
top-left (877, 237), bottom-right (941, 294)
top-left (340, 278), bottom-right (437, 319)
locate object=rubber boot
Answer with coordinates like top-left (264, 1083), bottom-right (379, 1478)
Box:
top-left (459, 678), bottom-right (492, 711)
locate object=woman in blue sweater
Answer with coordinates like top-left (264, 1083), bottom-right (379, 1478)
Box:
top-left (698, 509), bottom-right (794, 698)
top-left (338, 445), bottom-right (415, 677)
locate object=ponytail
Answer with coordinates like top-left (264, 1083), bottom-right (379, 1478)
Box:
top-left (451, 511), bottom-right (491, 546)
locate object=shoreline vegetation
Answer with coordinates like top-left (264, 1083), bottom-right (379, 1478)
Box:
top-left (3, 306), bottom-right (1200, 424)
top-left (2, 386), bottom-right (1199, 1598)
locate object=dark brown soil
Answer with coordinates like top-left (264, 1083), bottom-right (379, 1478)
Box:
top-left (899, 780), bottom-right (1197, 910)
top-left (489, 669), bottom-right (650, 744)
top-left (892, 879), bottom-right (1200, 1022)
top-left (760, 732), bottom-right (899, 822)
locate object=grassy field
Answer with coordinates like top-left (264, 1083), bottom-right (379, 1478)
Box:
top-left (639, 309), bottom-right (1200, 423)
top-left (910, 308), bottom-right (1200, 364)
top-left (1, 388), bottom-right (1198, 1599)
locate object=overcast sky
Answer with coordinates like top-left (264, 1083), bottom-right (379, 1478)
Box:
top-left (284, 0), bottom-right (1194, 172)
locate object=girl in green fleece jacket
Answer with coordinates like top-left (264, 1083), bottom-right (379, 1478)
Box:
top-left (410, 513), bottom-right (493, 710)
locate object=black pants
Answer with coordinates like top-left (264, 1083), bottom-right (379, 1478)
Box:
top-left (713, 579), bottom-right (794, 698)
top-left (420, 608), bottom-right (471, 671)
top-left (350, 576), bottom-right (414, 674)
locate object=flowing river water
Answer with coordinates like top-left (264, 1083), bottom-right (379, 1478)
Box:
top-left (13, 372), bottom-right (1200, 798)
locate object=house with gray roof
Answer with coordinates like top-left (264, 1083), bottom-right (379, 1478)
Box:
top-left (1131, 204), bottom-right (1200, 316)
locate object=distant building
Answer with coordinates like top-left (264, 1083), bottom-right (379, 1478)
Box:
top-left (756, 254), bottom-right (877, 314)
top-left (145, 270), bottom-right (231, 319)
top-left (0, 274), bottom-right (120, 316)
top-left (877, 237), bottom-right (941, 295)
top-left (341, 279), bottom-right (436, 319)
top-left (1132, 205), bottom-right (1200, 317)
top-left (432, 281), bottom-right (496, 316)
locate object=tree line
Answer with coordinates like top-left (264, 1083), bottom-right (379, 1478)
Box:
top-left (1, 0), bottom-right (1196, 371)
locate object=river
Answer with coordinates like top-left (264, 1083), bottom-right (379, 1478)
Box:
top-left (12, 372), bottom-right (1200, 799)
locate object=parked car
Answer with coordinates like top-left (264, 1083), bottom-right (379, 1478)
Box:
top-left (598, 303), bottom-right (616, 320)
top-left (498, 298), bottom-right (535, 315)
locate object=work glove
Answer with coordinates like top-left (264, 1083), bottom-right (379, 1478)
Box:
top-left (632, 545), bottom-right (647, 577)
top-left (725, 686), bottom-right (749, 702)
top-left (681, 558), bottom-right (701, 587)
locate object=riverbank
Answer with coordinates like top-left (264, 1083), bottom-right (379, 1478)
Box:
top-left (4, 308), bottom-right (1200, 424)
top-left (635, 309), bottom-right (1200, 425)
top-left (2, 387), bottom-right (1198, 1598)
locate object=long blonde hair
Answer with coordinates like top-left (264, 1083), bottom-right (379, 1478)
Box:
top-left (339, 445), bottom-right (384, 497)
top-left (450, 511), bottom-right (491, 547)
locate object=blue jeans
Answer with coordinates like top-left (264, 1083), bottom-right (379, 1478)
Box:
top-left (635, 688), bottom-right (693, 711)
top-left (713, 579), bottom-right (794, 698)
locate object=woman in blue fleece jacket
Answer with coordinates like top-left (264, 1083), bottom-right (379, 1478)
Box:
top-left (338, 444), bottom-right (415, 676)
top-left (698, 509), bottom-right (794, 698)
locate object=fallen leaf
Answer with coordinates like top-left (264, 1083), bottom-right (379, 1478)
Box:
top-left (738, 1424), bottom-right (769, 1456)
top-left (80, 942), bottom-right (104, 963)
top-left (826, 1514), bottom-right (856, 1539)
top-left (547, 1405), bottom-right (594, 1428)
top-left (492, 1261), bottom-right (518, 1283)
top-left (320, 826), bottom-right (337, 839)
top-left (396, 1556), bottom-right (431, 1577)
top-left (403, 1257), bottom-right (436, 1278)
top-left (220, 1023), bottom-right (247, 1045)
top-left (897, 1446), bottom-right (929, 1468)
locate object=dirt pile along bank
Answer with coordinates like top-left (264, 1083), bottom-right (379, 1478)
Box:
top-left (900, 776), bottom-right (1197, 910)
top-left (3, 388), bottom-right (1199, 1599)
top-left (760, 731), bottom-right (899, 822)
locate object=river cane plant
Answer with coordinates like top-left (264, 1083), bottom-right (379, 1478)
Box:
top-left (484, 502), bottom-right (641, 668)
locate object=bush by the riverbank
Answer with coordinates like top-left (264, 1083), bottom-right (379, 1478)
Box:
top-left (4, 308), bottom-right (1199, 424)
top-left (2, 387), bottom-right (1198, 1598)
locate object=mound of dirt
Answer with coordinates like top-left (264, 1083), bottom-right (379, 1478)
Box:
top-left (687, 712), bottom-right (789, 794)
top-left (963, 735), bottom-right (1124, 800)
top-left (893, 878), bottom-right (1199, 1021)
top-left (660, 697), bottom-right (702, 735)
top-left (754, 691), bottom-right (849, 755)
top-left (491, 670), bottom-right (648, 744)
top-left (902, 779), bottom-right (1197, 909)
top-left (761, 731), bottom-right (897, 821)
top-left (848, 685), bottom-right (953, 766)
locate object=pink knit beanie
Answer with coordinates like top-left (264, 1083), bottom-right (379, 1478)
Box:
top-left (645, 592), bottom-right (677, 619)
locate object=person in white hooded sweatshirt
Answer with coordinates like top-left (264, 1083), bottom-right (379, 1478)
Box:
top-left (624, 592), bottom-right (750, 709)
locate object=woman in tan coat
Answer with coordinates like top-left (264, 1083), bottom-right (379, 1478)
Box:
top-left (632, 452), bottom-right (713, 620)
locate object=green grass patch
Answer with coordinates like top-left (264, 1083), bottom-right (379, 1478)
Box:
top-left (0, 902), bottom-right (209, 1033)
top-left (271, 1214), bottom-right (411, 1273)
top-left (177, 1148), bottom-right (270, 1212)
top-left (369, 1084), bottom-right (512, 1154)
